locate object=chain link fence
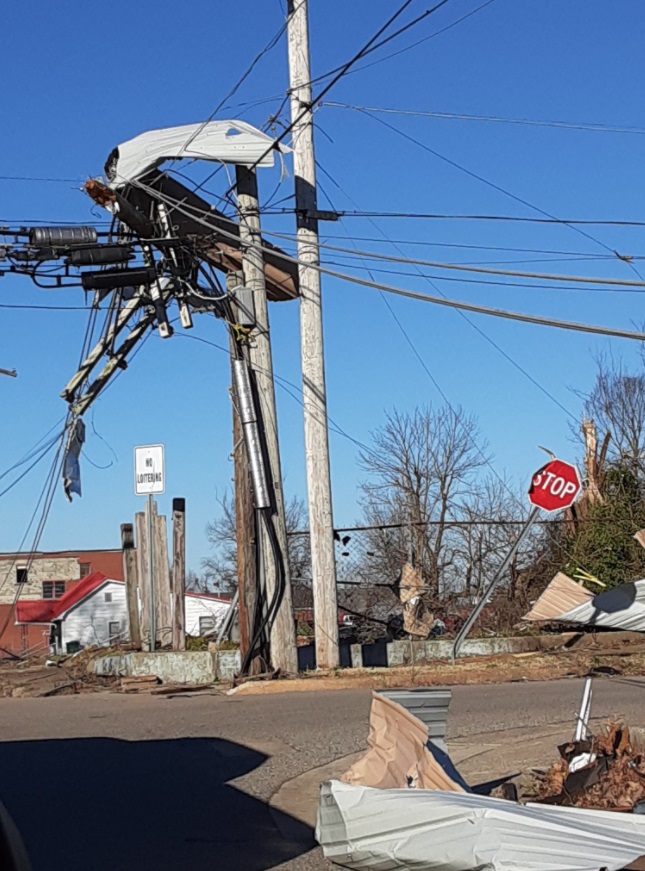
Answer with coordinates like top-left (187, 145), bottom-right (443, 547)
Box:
top-left (288, 518), bottom-right (548, 644)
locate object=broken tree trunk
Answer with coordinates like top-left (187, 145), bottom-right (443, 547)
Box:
top-left (121, 523), bottom-right (141, 649)
top-left (154, 512), bottom-right (172, 648)
top-left (171, 498), bottom-right (186, 651)
top-left (135, 511), bottom-right (151, 651)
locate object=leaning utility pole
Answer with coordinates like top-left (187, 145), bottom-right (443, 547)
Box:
top-left (227, 271), bottom-right (259, 672)
top-left (287, 0), bottom-right (339, 668)
top-left (235, 165), bottom-right (298, 673)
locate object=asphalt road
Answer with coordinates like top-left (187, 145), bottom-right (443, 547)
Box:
top-left (1, 676), bottom-right (644, 870)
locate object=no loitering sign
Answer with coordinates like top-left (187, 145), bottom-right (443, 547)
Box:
top-left (134, 444), bottom-right (165, 496)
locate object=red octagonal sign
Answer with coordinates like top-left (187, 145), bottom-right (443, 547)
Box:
top-left (528, 458), bottom-right (582, 513)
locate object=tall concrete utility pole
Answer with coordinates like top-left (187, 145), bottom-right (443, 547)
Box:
top-left (235, 165), bottom-right (298, 673)
top-left (287, 0), bottom-right (339, 668)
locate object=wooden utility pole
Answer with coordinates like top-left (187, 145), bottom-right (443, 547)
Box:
top-left (235, 165), bottom-right (297, 673)
top-left (154, 511), bottom-right (172, 647)
top-left (121, 523), bottom-right (141, 648)
top-left (227, 272), bottom-right (259, 670)
top-left (171, 498), bottom-right (186, 651)
top-left (134, 511), bottom-right (151, 650)
top-left (287, 0), bottom-right (339, 668)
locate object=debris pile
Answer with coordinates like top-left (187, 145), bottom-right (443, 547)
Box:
top-left (535, 721), bottom-right (645, 812)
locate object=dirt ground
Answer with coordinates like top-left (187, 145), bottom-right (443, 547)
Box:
top-left (2, 631), bottom-right (645, 698)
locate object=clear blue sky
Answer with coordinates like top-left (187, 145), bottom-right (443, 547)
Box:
top-left (1, 0), bottom-right (644, 572)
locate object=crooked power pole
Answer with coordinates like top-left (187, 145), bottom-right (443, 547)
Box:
top-left (235, 165), bottom-right (298, 674)
top-left (287, 0), bottom-right (339, 668)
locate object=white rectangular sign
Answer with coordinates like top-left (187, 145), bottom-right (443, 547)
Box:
top-left (134, 444), bottom-right (165, 496)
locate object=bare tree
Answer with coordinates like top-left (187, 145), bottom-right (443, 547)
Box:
top-left (202, 492), bottom-right (309, 595)
top-left (359, 405), bottom-right (490, 598)
top-left (577, 355), bottom-right (645, 479)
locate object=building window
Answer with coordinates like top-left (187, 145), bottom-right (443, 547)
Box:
top-left (79, 562), bottom-right (91, 578)
top-left (108, 622), bottom-right (120, 643)
top-left (42, 581), bottom-right (66, 599)
top-left (16, 568), bottom-right (28, 585)
top-left (104, 592), bottom-right (112, 603)
top-left (199, 616), bottom-right (216, 636)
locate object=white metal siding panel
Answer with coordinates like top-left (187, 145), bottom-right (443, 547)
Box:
top-left (184, 596), bottom-right (229, 637)
top-left (60, 582), bottom-right (128, 651)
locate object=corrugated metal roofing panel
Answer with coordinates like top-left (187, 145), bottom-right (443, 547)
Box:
top-left (317, 780), bottom-right (645, 871)
top-left (524, 572), bottom-right (593, 622)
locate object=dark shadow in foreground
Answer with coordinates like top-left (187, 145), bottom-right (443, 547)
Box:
top-left (0, 737), bottom-right (314, 871)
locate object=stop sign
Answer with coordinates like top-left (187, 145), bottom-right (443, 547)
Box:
top-left (528, 458), bottom-right (581, 512)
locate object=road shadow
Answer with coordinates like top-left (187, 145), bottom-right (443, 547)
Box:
top-left (0, 736), bottom-right (314, 871)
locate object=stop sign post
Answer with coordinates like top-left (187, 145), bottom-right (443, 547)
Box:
top-left (528, 459), bottom-right (581, 513)
top-left (452, 455), bottom-right (582, 662)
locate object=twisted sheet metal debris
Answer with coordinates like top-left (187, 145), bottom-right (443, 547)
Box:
top-left (317, 781), bottom-right (645, 871)
top-left (105, 120), bottom-right (288, 188)
top-left (316, 691), bottom-right (645, 871)
top-left (524, 572), bottom-right (645, 631)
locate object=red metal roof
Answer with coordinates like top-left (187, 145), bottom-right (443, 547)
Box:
top-left (16, 572), bottom-right (111, 624)
top-left (15, 576), bottom-right (232, 626)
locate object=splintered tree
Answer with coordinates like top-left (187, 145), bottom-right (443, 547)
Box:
top-left (358, 405), bottom-right (489, 599)
top-left (558, 358), bottom-right (645, 588)
top-left (578, 356), bottom-right (645, 480)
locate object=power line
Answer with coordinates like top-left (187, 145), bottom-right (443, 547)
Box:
top-left (265, 208), bottom-right (645, 228)
top-left (322, 103), bottom-right (645, 136)
top-left (164, 17), bottom-right (291, 173)
top-left (320, 257), bottom-right (645, 294)
top-left (0, 176), bottom-right (85, 184)
top-left (126, 174), bottom-right (645, 343)
top-left (314, 164), bottom-right (578, 422)
top-left (318, 265), bottom-right (645, 341)
top-left (306, 0), bottom-right (495, 89)
top-left (293, 230), bottom-right (645, 261)
top-left (220, 0), bottom-right (457, 199)
top-left (173, 332), bottom-right (383, 463)
top-left (334, 105), bottom-right (642, 270)
top-left (262, 234), bottom-right (645, 288)
top-left (0, 303), bottom-right (107, 312)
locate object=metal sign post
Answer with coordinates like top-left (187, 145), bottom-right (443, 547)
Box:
top-left (134, 445), bottom-right (165, 651)
top-left (451, 456), bottom-right (582, 663)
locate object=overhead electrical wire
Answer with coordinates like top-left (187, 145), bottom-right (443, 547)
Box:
top-left (330, 105), bottom-right (643, 273)
top-left (260, 234), bottom-right (645, 288)
top-left (173, 332), bottom-right (384, 463)
top-left (314, 163), bottom-right (578, 423)
top-left (320, 258), bottom-right (645, 294)
top-left (165, 17), bottom-right (291, 172)
top-left (125, 174), bottom-right (645, 343)
top-left (321, 103), bottom-right (645, 136)
top-left (313, 177), bottom-right (593, 583)
top-left (303, 0), bottom-right (494, 90)
top-left (305, 231), bottom-right (645, 261)
top-left (317, 265), bottom-right (645, 341)
top-left (0, 420), bottom-right (70, 650)
top-left (220, 0), bottom-right (459, 200)
top-left (0, 175), bottom-right (85, 184)
top-left (266, 210), bottom-right (645, 227)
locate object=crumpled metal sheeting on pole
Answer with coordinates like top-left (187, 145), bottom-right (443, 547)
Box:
top-left (317, 780), bottom-right (645, 871)
top-left (105, 120), bottom-right (290, 188)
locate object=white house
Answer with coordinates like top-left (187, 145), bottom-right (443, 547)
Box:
top-left (16, 572), bottom-right (232, 654)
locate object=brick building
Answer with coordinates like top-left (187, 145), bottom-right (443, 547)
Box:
top-left (0, 549), bottom-right (123, 657)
